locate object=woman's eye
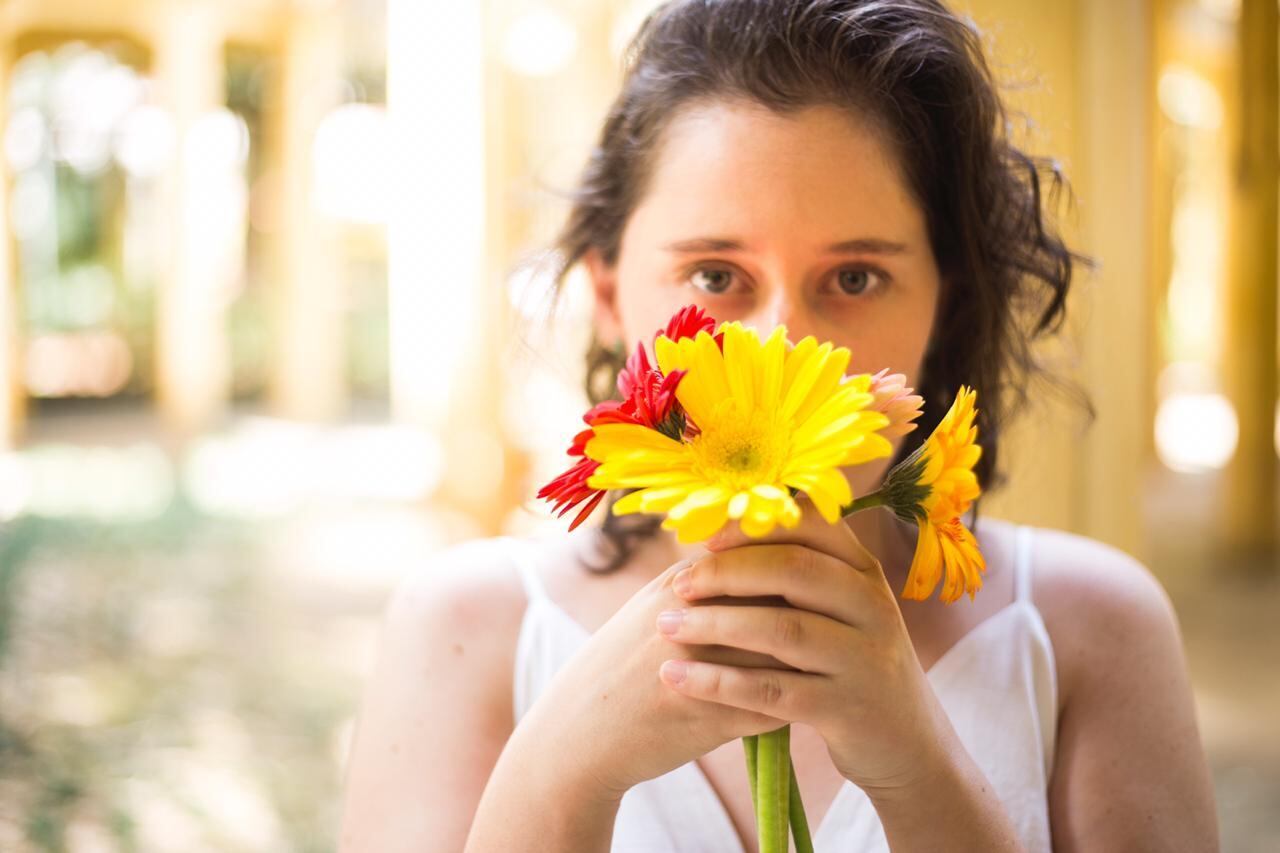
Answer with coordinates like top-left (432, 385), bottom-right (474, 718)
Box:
top-left (835, 268), bottom-right (882, 296)
top-left (688, 267), bottom-right (736, 295)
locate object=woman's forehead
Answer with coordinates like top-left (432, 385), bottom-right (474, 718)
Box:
top-left (631, 100), bottom-right (925, 249)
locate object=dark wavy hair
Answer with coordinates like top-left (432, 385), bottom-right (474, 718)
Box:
top-left (539, 0), bottom-right (1089, 572)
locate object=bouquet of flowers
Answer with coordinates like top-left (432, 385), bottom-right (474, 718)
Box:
top-left (539, 305), bottom-right (985, 853)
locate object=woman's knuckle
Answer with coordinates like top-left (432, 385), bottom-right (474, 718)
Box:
top-left (774, 610), bottom-right (804, 646)
top-left (758, 675), bottom-right (785, 709)
top-left (786, 547), bottom-right (819, 585)
top-left (865, 583), bottom-right (896, 620)
top-left (702, 553), bottom-right (722, 587)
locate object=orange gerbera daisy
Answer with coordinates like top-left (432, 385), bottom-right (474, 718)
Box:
top-left (861, 386), bottom-right (985, 603)
top-left (905, 386), bottom-right (984, 602)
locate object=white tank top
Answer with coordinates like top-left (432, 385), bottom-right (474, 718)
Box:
top-left (506, 525), bottom-right (1056, 852)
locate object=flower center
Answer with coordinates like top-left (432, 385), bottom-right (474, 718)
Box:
top-left (689, 401), bottom-right (787, 490)
top-left (939, 517), bottom-right (966, 542)
top-left (724, 446), bottom-right (759, 471)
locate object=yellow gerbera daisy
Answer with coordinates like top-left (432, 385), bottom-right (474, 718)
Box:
top-left (901, 386), bottom-right (985, 603)
top-left (583, 322), bottom-right (892, 543)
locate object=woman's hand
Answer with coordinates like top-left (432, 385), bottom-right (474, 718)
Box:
top-left (517, 544), bottom-right (797, 801)
top-left (654, 501), bottom-right (955, 797)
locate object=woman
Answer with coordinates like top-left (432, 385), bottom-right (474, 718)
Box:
top-left (339, 1), bottom-right (1218, 850)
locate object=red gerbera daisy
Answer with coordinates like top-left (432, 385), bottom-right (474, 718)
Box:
top-left (662, 304), bottom-right (723, 349)
top-left (537, 305), bottom-right (712, 529)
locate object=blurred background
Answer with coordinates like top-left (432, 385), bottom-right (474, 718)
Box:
top-left (0, 0), bottom-right (1275, 850)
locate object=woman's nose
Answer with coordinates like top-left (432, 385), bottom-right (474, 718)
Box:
top-left (749, 292), bottom-right (816, 342)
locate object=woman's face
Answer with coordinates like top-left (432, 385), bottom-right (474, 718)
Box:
top-left (586, 99), bottom-right (941, 492)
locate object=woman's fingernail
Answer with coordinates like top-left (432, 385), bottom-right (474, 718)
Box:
top-left (673, 568), bottom-right (693, 597)
top-left (657, 609), bottom-right (684, 635)
top-left (661, 660), bottom-right (688, 684)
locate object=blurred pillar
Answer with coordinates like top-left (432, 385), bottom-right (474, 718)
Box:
top-left (490, 1), bottom-right (625, 530)
top-left (387, 0), bottom-right (506, 527)
top-left (1220, 0), bottom-right (1278, 558)
top-left (153, 2), bottom-right (234, 435)
top-left (386, 0), bottom-right (485, 430)
top-left (0, 39), bottom-right (22, 450)
top-left (265, 5), bottom-right (345, 421)
top-left (1076, 0), bottom-right (1153, 558)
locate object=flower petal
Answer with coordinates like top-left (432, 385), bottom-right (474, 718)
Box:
top-left (783, 468), bottom-right (851, 523)
top-left (585, 423), bottom-right (686, 459)
top-left (838, 432), bottom-right (894, 466)
top-left (662, 495), bottom-right (731, 542)
top-left (902, 521), bottom-right (942, 601)
top-left (757, 325), bottom-right (787, 414)
top-left (722, 323), bottom-right (757, 412)
top-left (790, 345), bottom-right (852, 425)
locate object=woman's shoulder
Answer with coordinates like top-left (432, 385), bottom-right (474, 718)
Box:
top-left (1021, 524), bottom-right (1182, 703)
top-left (1018, 527), bottom-right (1216, 847)
top-left (341, 535), bottom-right (544, 851)
top-left (380, 535), bottom-right (534, 682)
top-left (388, 535), bottom-right (531, 622)
top-left (1024, 524), bottom-right (1171, 618)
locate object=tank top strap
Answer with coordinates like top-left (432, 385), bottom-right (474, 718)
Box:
top-left (504, 536), bottom-right (549, 603)
top-left (1013, 524), bottom-right (1035, 603)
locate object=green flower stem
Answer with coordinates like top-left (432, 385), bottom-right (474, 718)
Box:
top-left (788, 754), bottom-right (815, 853)
top-left (756, 726), bottom-right (791, 853)
top-left (841, 490), bottom-right (885, 516)
top-left (744, 732), bottom-right (815, 852)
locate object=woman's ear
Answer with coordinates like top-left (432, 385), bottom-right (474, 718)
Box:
top-left (584, 247), bottom-right (624, 344)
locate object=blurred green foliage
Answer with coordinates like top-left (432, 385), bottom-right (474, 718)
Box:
top-left (0, 500), bottom-right (373, 852)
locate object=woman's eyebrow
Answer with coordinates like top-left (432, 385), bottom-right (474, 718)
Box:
top-left (662, 237), bottom-right (909, 254)
top-left (825, 238), bottom-right (908, 254)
